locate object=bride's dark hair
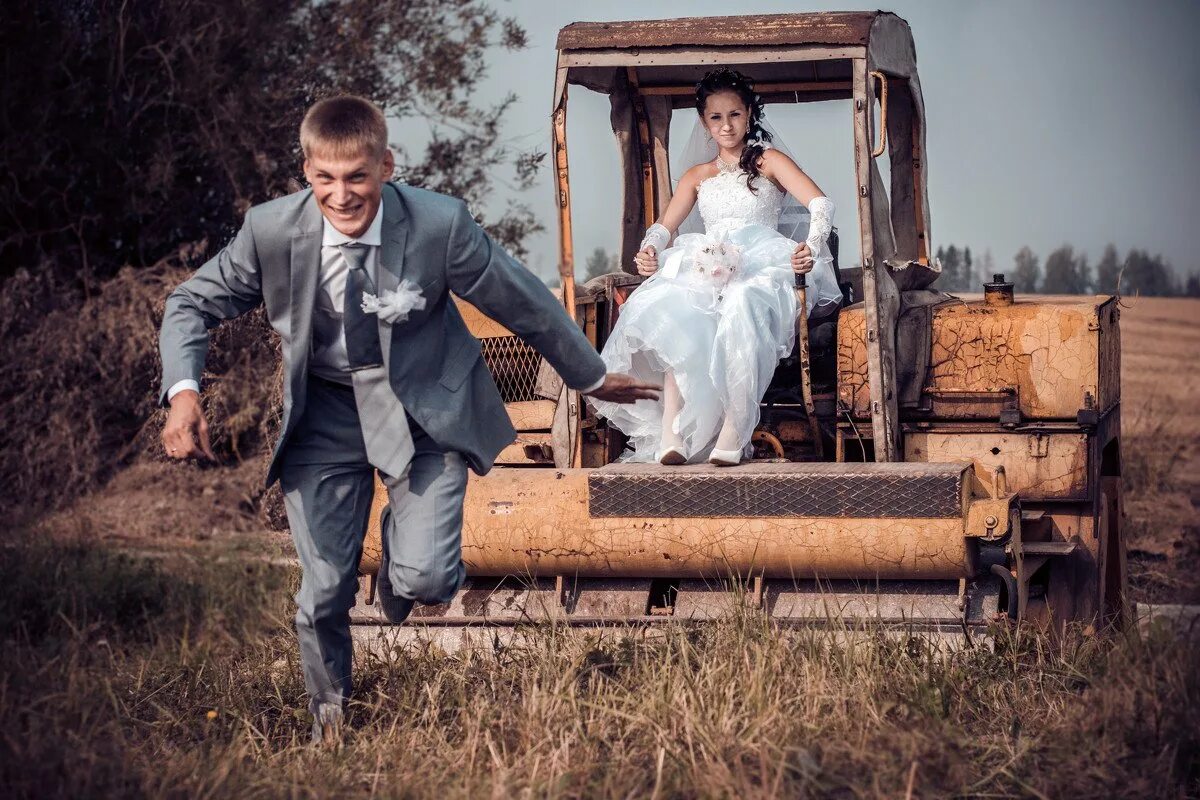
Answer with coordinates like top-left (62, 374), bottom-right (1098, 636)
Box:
top-left (694, 68), bottom-right (773, 192)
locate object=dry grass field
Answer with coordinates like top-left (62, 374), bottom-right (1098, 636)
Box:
top-left (0, 295), bottom-right (1197, 798)
top-left (1120, 297), bottom-right (1200, 604)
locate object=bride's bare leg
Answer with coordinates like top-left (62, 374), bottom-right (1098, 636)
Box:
top-left (658, 370), bottom-right (687, 464)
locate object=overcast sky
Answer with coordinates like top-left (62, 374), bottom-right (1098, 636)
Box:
top-left (408, 0), bottom-right (1200, 284)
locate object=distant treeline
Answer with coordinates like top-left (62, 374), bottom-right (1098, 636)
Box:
top-left (581, 243), bottom-right (1199, 298)
top-left (935, 244), bottom-right (1198, 297)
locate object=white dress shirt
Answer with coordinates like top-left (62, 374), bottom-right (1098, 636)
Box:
top-left (166, 204), bottom-right (384, 399)
top-left (307, 205), bottom-right (384, 384)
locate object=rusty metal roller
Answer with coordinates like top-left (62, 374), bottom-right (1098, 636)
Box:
top-left (437, 462), bottom-right (1001, 581)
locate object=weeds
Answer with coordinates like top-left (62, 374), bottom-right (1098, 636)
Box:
top-left (0, 540), bottom-right (1195, 799)
top-left (1122, 394), bottom-right (1200, 604)
top-left (1124, 396), bottom-right (1189, 496)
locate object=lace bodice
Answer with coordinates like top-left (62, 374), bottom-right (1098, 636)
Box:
top-left (696, 170), bottom-right (784, 239)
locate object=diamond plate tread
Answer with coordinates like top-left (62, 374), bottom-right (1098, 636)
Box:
top-left (588, 461), bottom-right (967, 519)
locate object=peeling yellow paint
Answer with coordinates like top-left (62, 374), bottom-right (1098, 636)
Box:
top-left (456, 470), bottom-right (970, 580)
top-left (906, 432), bottom-right (1089, 499)
top-left (839, 296), bottom-right (1120, 420)
top-left (362, 469), bottom-right (973, 580)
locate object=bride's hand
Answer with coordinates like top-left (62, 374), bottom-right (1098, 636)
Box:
top-left (634, 246), bottom-right (659, 276)
top-left (791, 242), bottom-right (814, 274)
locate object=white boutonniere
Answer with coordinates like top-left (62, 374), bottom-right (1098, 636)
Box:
top-left (361, 279), bottom-right (426, 323)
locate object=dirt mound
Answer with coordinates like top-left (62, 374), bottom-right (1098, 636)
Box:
top-left (0, 257), bottom-right (287, 537)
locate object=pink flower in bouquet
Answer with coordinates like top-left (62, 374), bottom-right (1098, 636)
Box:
top-left (709, 261), bottom-right (733, 282)
top-left (693, 240), bottom-right (741, 290)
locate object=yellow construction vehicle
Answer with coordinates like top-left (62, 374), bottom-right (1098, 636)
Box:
top-left (352, 11), bottom-right (1125, 637)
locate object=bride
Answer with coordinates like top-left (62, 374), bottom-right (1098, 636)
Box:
top-left (589, 68), bottom-right (842, 466)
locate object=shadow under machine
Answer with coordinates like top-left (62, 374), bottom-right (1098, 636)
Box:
top-left (352, 11), bottom-right (1126, 637)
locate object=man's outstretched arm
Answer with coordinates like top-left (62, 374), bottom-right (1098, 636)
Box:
top-left (159, 213), bottom-right (265, 459)
top-left (443, 201), bottom-right (658, 404)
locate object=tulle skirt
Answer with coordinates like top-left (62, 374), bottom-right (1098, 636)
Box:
top-left (589, 224), bottom-right (801, 463)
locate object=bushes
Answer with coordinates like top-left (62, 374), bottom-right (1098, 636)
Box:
top-left (0, 0), bottom-right (535, 287)
top-left (0, 256), bottom-right (282, 525)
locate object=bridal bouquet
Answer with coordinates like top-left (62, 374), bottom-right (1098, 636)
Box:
top-left (691, 239), bottom-right (742, 293)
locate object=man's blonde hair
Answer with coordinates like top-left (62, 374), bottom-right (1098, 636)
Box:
top-left (300, 95), bottom-right (388, 159)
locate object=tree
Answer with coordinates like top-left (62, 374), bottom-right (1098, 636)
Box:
top-left (1123, 249), bottom-right (1179, 297)
top-left (1075, 252), bottom-right (1093, 294)
top-left (937, 244), bottom-right (965, 291)
top-left (1186, 273), bottom-right (1200, 298)
top-left (1012, 246), bottom-right (1040, 293)
top-left (583, 247), bottom-right (617, 282)
top-left (1095, 244), bottom-right (1122, 295)
top-left (1041, 246), bottom-right (1073, 294)
top-left (0, 0), bottom-right (538, 286)
top-left (978, 248), bottom-right (996, 285)
top-left (935, 244), bottom-right (997, 291)
top-left (1042, 245), bottom-right (1092, 294)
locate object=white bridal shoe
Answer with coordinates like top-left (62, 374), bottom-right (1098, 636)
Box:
top-left (657, 445), bottom-right (687, 465)
top-left (707, 446), bottom-right (742, 467)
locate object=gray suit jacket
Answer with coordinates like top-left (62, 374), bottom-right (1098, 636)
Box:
top-left (159, 182), bottom-right (606, 484)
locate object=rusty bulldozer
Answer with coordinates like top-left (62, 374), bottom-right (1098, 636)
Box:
top-left (351, 12), bottom-right (1126, 640)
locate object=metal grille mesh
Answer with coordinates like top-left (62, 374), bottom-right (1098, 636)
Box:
top-left (589, 464), bottom-right (964, 519)
top-left (480, 336), bottom-right (543, 402)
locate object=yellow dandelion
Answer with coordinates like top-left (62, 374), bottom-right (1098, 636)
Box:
top-left (206, 709), bottom-right (218, 720)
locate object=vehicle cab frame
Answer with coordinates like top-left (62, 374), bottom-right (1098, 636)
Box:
top-left (551, 11), bottom-right (939, 460)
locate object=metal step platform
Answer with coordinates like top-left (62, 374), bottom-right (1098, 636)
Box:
top-left (588, 461), bottom-right (967, 519)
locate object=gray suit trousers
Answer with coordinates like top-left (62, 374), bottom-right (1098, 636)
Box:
top-left (279, 376), bottom-right (467, 715)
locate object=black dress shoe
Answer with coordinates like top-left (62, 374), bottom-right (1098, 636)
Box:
top-left (376, 507), bottom-right (415, 624)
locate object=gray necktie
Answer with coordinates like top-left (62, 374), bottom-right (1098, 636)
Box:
top-left (339, 243), bottom-right (414, 478)
top-left (339, 244), bottom-right (384, 369)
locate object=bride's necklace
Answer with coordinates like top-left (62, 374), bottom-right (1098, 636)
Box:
top-left (714, 153), bottom-right (741, 174)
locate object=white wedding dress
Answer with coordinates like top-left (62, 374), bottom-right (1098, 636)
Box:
top-left (589, 166), bottom-right (841, 463)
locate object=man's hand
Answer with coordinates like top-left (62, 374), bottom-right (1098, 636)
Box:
top-left (586, 373), bottom-right (661, 404)
top-left (791, 242), bottom-right (814, 274)
top-left (633, 246), bottom-right (659, 276)
top-left (161, 390), bottom-right (216, 461)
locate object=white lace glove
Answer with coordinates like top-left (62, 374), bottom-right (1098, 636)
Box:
top-left (804, 197), bottom-right (835, 258)
top-left (639, 223), bottom-right (670, 254)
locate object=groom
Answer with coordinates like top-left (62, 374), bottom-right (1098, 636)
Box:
top-left (158, 95), bottom-right (655, 741)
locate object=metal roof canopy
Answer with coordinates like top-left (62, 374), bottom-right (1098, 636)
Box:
top-left (556, 12), bottom-right (879, 50)
top-left (551, 11), bottom-right (937, 462)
